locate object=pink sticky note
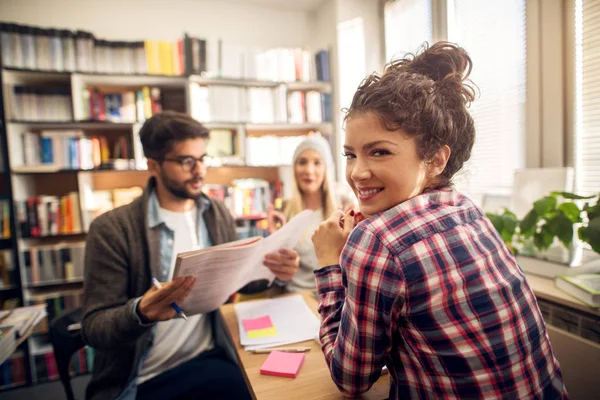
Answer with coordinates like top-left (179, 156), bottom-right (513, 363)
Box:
top-left (242, 315), bottom-right (273, 332)
top-left (260, 351), bottom-right (305, 378)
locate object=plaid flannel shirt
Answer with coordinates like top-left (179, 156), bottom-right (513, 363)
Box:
top-left (315, 189), bottom-right (567, 399)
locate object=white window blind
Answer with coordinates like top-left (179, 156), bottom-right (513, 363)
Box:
top-left (384, 0), bottom-right (432, 61)
top-left (447, 0), bottom-right (527, 200)
top-left (575, 0), bottom-right (600, 196)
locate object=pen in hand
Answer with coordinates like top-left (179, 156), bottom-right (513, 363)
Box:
top-left (151, 277), bottom-right (188, 321)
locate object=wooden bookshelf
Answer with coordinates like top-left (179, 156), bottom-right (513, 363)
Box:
top-left (0, 23), bottom-right (334, 388)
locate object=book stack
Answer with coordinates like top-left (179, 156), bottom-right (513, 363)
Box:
top-left (0, 251), bottom-right (16, 289)
top-left (79, 86), bottom-right (162, 123)
top-left (11, 86), bottom-right (72, 122)
top-left (287, 91), bottom-right (331, 123)
top-left (15, 193), bottom-right (82, 237)
top-left (20, 243), bottom-right (85, 286)
top-left (555, 274), bottom-right (600, 307)
top-left (190, 84), bottom-right (287, 123)
top-left (0, 352), bottom-right (26, 388)
top-left (203, 179), bottom-right (277, 219)
top-left (27, 291), bottom-right (82, 324)
top-left (0, 199), bottom-right (10, 239)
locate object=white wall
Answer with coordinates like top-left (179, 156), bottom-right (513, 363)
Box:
top-left (336, 0), bottom-right (383, 76)
top-left (0, 0), bottom-right (311, 48)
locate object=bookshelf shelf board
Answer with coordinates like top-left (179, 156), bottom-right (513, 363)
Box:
top-left (203, 122), bottom-right (244, 130)
top-left (3, 67), bottom-right (71, 76)
top-left (0, 238), bottom-right (12, 250)
top-left (0, 382), bottom-right (27, 391)
top-left (190, 75), bottom-right (281, 88)
top-left (286, 81), bottom-right (332, 92)
top-left (12, 167), bottom-right (146, 174)
top-left (245, 122), bottom-right (333, 135)
top-left (3, 67), bottom-right (186, 82)
top-left (2, 67), bottom-right (71, 84)
top-left (20, 232), bottom-right (86, 240)
top-left (0, 285), bottom-right (17, 292)
top-left (9, 120), bottom-right (134, 130)
top-left (73, 73), bottom-right (187, 88)
top-left (3, 68), bottom-right (333, 91)
top-left (189, 74), bottom-right (332, 92)
top-left (24, 279), bottom-right (84, 289)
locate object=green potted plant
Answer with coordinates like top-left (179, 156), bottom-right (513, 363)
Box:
top-left (486, 192), bottom-right (600, 263)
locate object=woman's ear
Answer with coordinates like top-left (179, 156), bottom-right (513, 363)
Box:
top-left (427, 145), bottom-right (451, 181)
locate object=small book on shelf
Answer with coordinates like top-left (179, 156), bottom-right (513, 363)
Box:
top-left (555, 274), bottom-right (600, 307)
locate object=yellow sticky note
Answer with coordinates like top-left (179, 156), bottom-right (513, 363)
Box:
top-left (248, 326), bottom-right (278, 338)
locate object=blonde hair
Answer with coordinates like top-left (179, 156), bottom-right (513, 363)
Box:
top-left (283, 136), bottom-right (337, 219)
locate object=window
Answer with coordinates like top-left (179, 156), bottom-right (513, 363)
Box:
top-left (337, 17), bottom-right (366, 181)
top-left (574, 0), bottom-right (600, 196)
top-left (447, 0), bottom-right (527, 200)
top-left (384, 0), bottom-right (432, 61)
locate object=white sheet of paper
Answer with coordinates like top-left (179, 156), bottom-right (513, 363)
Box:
top-left (174, 210), bottom-right (315, 315)
top-left (234, 294), bottom-right (320, 348)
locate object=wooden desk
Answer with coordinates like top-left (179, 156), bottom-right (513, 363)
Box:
top-left (524, 273), bottom-right (600, 317)
top-left (219, 291), bottom-right (390, 400)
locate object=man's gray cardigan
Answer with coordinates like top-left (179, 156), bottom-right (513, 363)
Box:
top-left (81, 178), bottom-right (238, 400)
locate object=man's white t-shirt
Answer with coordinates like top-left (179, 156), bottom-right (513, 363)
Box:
top-left (136, 207), bottom-right (214, 384)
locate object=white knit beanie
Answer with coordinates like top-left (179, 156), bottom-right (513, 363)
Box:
top-left (292, 136), bottom-right (335, 171)
top-left (292, 135), bottom-right (338, 207)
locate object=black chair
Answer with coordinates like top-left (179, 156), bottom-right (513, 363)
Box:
top-left (49, 308), bottom-right (85, 400)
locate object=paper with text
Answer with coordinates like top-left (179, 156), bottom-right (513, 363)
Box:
top-left (234, 295), bottom-right (320, 349)
top-left (173, 210), bottom-right (314, 315)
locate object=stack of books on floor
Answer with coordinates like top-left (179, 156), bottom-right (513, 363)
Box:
top-left (555, 274), bottom-right (600, 307)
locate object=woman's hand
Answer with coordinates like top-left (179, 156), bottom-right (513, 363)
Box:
top-left (263, 249), bottom-right (299, 281)
top-left (266, 205), bottom-right (287, 234)
top-left (312, 209), bottom-right (356, 268)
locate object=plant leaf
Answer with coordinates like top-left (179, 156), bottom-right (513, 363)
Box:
top-left (550, 191), bottom-right (596, 200)
top-left (501, 214), bottom-right (517, 234)
top-left (486, 213), bottom-right (503, 234)
top-left (503, 208), bottom-right (518, 219)
top-left (520, 209), bottom-right (538, 237)
top-left (558, 202), bottom-right (581, 223)
top-left (534, 196), bottom-right (557, 217)
top-left (534, 227), bottom-right (554, 251)
top-left (500, 213), bottom-right (517, 244)
top-left (554, 213), bottom-right (574, 248)
top-left (586, 204), bottom-right (600, 221)
top-left (586, 217), bottom-right (600, 254)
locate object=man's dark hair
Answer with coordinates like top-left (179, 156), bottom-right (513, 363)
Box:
top-left (139, 111), bottom-right (210, 160)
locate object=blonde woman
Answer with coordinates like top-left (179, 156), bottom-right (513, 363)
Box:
top-left (266, 135), bottom-right (351, 293)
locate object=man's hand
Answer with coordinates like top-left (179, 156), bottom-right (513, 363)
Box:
top-left (312, 209), bottom-right (356, 268)
top-left (263, 249), bottom-right (299, 281)
top-left (137, 276), bottom-right (196, 322)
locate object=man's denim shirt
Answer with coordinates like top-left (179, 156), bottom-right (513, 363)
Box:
top-left (117, 189), bottom-right (213, 400)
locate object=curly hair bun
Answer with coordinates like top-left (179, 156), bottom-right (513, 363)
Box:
top-left (387, 41), bottom-right (476, 104)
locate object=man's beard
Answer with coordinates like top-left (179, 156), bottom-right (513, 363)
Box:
top-left (159, 169), bottom-right (203, 200)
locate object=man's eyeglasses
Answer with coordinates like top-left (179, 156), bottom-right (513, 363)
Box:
top-left (161, 156), bottom-right (208, 172)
